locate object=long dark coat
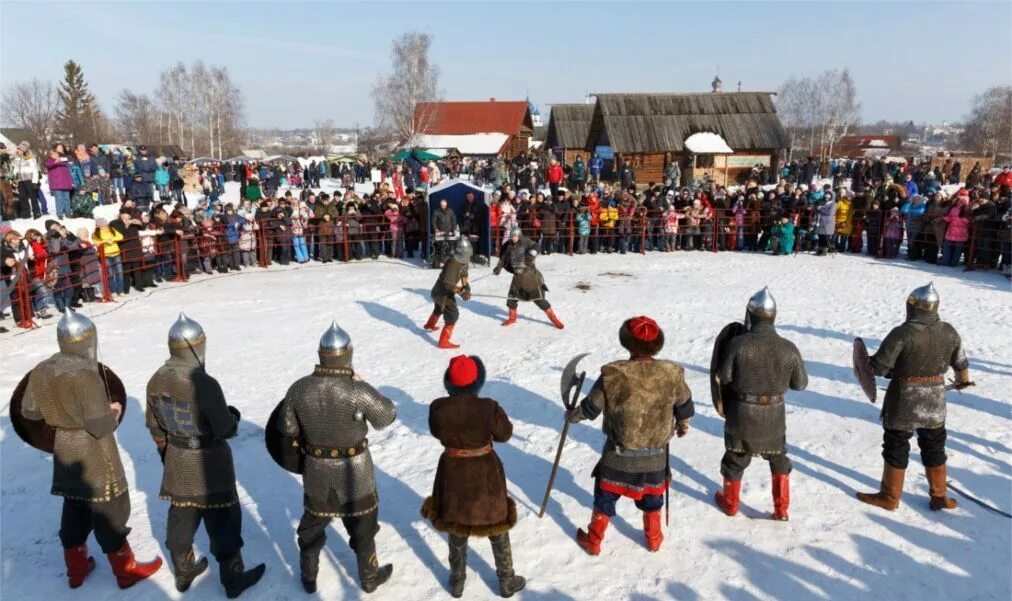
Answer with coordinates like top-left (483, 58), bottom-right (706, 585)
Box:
top-left (421, 390), bottom-right (516, 538)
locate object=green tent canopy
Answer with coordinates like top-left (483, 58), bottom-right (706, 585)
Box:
top-left (392, 149), bottom-right (440, 162)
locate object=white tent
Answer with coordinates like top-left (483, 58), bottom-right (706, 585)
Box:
top-left (684, 132), bottom-right (733, 154)
top-left (406, 133), bottom-right (509, 155)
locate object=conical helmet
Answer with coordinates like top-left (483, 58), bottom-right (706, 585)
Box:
top-left (57, 308), bottom-right (98, 361)
top-left (906, 282), bottom-right (939, 313)
top-left (318, 321), bottom-right (353, 369)
top-left (168, 312), bottom-right (206, 362)
top-left (747, 286), bottom-right (777, 319)
top-left (454, 237), bottom-right (473, 263)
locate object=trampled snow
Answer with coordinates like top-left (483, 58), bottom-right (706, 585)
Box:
top-left (2, 244), bottom-right (1010, 600)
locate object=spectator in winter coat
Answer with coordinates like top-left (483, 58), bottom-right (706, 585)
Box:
top-left (546, 159), bottom-right (564, 196)
top-left (903, 173), bottom-right (919, 199)
top-left (570, 156), bottom-right (587, 192)
top-left (834, 195), bottom-right (854, 252)
top-left (92, 218), bottom-right (125, 295)
top-left (941, 196), bottom-right (971, 266)
top-left (814, 197), bottom-right (837, 255)
top-left (575, 206), bottom-right (592, 254)
top-left (385, 204), bottom-right (407, 258)
top-left (588, 153), bottom-right (604, 182)
top-left (154, 162), bottom-right (171, 200)
top-left (619, 159), bottom-right (636, 190)
top-left (45, 144), bottom-right (74, 219)
top-left (900, 195), bottom-right (927, 260)
top-left (882, 207), bottom-right (904, 258)
top-left (127, 172), bottom-right (154, 210)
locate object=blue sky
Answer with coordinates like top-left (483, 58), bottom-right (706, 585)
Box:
top-left (3, 1), bottom-right (1010, 129)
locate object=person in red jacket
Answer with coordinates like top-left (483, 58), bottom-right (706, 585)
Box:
top-left (586, 193), bottom-right (602, 253)
top-left (547, 158), bottom-right (564, 197)
top-left (994, 166), bottom-right (1012, 196)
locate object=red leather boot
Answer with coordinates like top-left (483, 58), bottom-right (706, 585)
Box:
top-left (715, 479), bottom-right (742, 516)
top-left (107, 541), bottom-right (162, 589)
top-left (772, 474), bottom-right (790, 521)
top-left (423, 312), bottom-right (440, 331)
top-left (501, 307), bottom-right (517, 327)
top-left (437, 325), bottom-right (459, 349)
top-left (643, 510), bottom-right (664, 552)
top-left (575, 512), bottom-right (610, 556)
top-left (64, 544), bottom-right (96, 588)
top-left (544, 308), bottom-right (565, 329)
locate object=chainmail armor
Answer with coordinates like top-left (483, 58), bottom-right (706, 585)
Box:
top-left (23, 352), bottom-right (127, 502)
top-left (146, 357), bottom-right (239, 507)
top-left (432, 258), bottom-right (468, 302)
top-left (279, 370), bottom-right (396, 517)
top-left (718, 321), bottom-right (808, 456)
top-left (871, 310), bottom-right (967, 431)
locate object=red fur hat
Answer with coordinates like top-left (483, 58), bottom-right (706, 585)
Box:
top-left (444, 355), bottom-right (486, 395)
top-left (619, 316), bottom-right (665, 356)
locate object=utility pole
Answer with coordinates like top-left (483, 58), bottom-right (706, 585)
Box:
top-left (737, 81), bottom-right (742, 92)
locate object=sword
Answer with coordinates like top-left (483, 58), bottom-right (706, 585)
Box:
top-left (538, 352), bottom-right (589, 518)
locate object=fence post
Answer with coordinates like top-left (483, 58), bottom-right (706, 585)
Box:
top-left (16, 268), bottom-right (35, 329)
top-left (97, 245), bottom-right (113, 301)
top-left (568, 211), bottom-right (575, 256)
top-left (257, 226), bottom-right (268, 268)
top-left (877, 209), bottom-right (887, 258)
top-left (173, 237), bottom-right (188, 282)
top-left (711, 213), bottom-right (718, 253)
top-left (964, 223), bottom-right (977, 272)
top-left (640, 219), bottom-right (647, 255)
top-left (342, 218), bottom-right (350, 263)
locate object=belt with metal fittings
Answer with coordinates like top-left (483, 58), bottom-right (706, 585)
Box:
top-left (305, 439), bottom-right (368, 459)
top-left (614, 446), bottom-right (666, 458)
top-left (896, 375), bottom-right (944, 384)
top-left (444, 443), bottom-right (492, 458)
top-left (168, 434), bottom-right (218, 449)
top-left (738, 394), bottom-right (784, 406)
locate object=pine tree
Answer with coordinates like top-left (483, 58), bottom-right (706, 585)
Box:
top-left (56, 60), bottom-right (99, 143)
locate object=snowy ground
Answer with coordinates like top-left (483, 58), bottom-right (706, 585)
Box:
top-left (1, 247), bottom-right (1009, 601)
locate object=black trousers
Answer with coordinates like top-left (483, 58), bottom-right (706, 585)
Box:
top-left (506, 298), bottom-right (550, 310)
top-left (166, 503), bottom-right (243, 561)
top-left (60, 492), bottom-right (131, 553)
top-left (434, 299), bottom-right (459, 325)
top-left (720, 450), bottom-right (792, 481)
top-left (296, 509), bottom-right (379, 579)
top-left (882, 427), bottom-right (946, 470)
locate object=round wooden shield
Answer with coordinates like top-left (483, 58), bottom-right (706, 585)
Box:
top-left (710, 321), bottom-right (746, 416)
top-left (265, 400), bottom-right (304, 474)
top-left (10, 362), bottom-right (127, 454)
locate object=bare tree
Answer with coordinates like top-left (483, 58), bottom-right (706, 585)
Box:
top-left (313, 119), bottom-right (335, 153)
top-left (775, 77), bottom-right (805, 161)
top-left (823, 68), bottom-right (861, 158)
top-left (776, 68), bottom-right (861, 159)
top-left (1, 78), bottom-right (59, 150)
top-left (372, 32), bottom-right (441, 140)
top-left (114, 89), bottom-right (158, 143)
top-left (961, 86), bottom-right (1012, 160)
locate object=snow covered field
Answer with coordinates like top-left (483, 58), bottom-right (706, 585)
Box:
top-left (1, 248), bottom-right (1009, 601)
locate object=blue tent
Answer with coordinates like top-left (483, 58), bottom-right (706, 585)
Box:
top-left (426, 179), bottom-right (491, 261)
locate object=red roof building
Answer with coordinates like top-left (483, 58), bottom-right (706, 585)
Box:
top-left (412, 100), bottom-right (533, 158)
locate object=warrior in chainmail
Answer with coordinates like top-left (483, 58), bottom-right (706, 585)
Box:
top-left (423, 237), bottom-right (472, 349)
top-left (493, 226), bottom-right (564, 329)
top-left (567, 316), bottom-right (694, 555)
top-left (714, 287), bottom-right (808, 521)
top-left (278, 322), bottom-right (398, 594)
top-left (145, 313), bottom-right (265, 598)
top-left (857, 283), bottom-right (970, 512)
top-left (21, 309), bottom-right (163, 589)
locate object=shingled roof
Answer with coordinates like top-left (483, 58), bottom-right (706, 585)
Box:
top-left (588, 92), bottom-right (789, 153)
top-left (545, 104), bottom-right (594, 149)
top-left (413, 101), bottom-right (532, 136)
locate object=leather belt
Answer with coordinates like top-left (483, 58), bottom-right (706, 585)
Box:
top-left (444, 444), bottom-right (492, 458)
top-left (614, 447), bottom-right (666, 458)
top-left (305, 439), bottom-right (368, 459)
top-left (896, 375), bottom-right (944, 384)
top-left (168, 434), bottom-right (218, 449)
top-left (738, 394), bottom-right (784, 406)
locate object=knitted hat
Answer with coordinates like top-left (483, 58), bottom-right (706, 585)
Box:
top-left (443, 355), bottom-right (486, 395)
top-left (619, 316), bottom-right (665, 356)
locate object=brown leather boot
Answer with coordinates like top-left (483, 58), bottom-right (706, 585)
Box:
top-left (857, 464), bottom-right (905, 510)
top-left (437, 325), bottom-right (459, 349)
top-left (926, 464), bottom-right (957, 510)
top-left (423, 312), bottom-right (440, 331)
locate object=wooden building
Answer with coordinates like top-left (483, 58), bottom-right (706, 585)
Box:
top-left (585, 92), bottom-right (790, 186)
top-left (545, 103), bottom-right (594, 165)
top-left (412, 100), bottom-right (533, 159)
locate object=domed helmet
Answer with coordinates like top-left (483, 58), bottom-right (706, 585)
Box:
top-left (168, 312), bottom-right (206, 364)
top-left (745, 286), bottom-right (777, 331)
top-left (57, 308), bottom-right (98, 363)
top-left (509, 225), bottom-right (522, 240)
top-left (318, 320), bottom-right (353, 369)
top-left (453, 237), bottom-right (473, 263)
top-left (906, 282), bottom-right (939, 320)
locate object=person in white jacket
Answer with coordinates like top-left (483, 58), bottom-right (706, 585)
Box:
top-left (13, 142), bottom-right (44, 218)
